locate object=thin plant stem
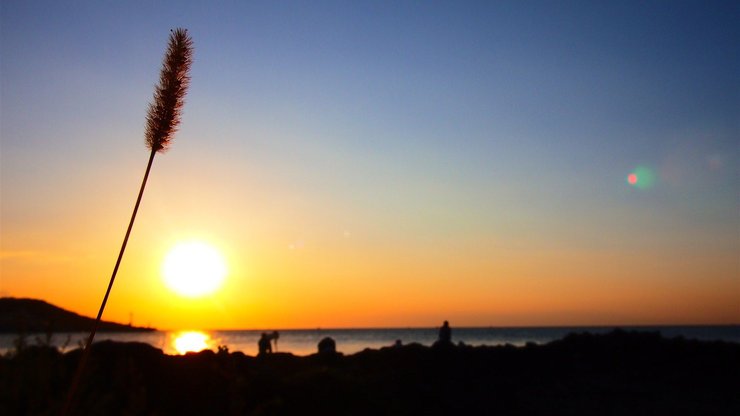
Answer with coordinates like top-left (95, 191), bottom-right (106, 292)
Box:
top-left (60, 148), bottom-right (157, 416)
top-left (60, 28), bottom-right (191, 415)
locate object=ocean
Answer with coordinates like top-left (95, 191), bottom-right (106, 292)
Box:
top-left (2, 325), bottom-right (738, 356)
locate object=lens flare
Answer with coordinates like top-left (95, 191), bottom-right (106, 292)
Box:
top-left (627, 166), bottom-right (656, 189)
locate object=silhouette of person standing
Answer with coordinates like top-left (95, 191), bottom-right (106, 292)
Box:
top-left (438, 320), bottom-right (452, 346)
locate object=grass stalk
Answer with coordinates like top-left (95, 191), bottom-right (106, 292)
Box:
top-left (61, 28), bottom-right (193, 416)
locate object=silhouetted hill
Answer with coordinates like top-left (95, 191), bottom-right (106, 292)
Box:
top-left (0, 298), bottom-right (153, 333)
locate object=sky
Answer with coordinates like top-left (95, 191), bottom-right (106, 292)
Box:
top-left (1, 0), bottom-right (738, 329)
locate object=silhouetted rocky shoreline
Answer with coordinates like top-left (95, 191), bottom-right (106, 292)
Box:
top-left (2, 329), bottom-right (738, 415)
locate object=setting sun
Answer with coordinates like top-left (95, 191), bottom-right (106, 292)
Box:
top-left (162, 241), bottom-right (227, 298)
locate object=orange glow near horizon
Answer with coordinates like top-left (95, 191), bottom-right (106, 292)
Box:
top-left (1, 177), bottom-right (739, 330)
top-left (1, 221), bottom-right (739, 330)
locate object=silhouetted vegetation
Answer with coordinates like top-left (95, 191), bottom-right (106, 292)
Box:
top-left (60, 29), bottom-right (193, 415)
top-left (2, 330), bottom-right (738, 415)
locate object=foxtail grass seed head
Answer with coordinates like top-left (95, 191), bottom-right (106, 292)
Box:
top-left (145, 28), bottom-right (193, 152)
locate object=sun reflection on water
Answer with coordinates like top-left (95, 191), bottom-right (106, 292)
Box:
top-left (172, 331), bottom-right (212, 354)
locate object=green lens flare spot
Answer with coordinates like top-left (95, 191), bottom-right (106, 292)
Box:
top-left (627, 166), bottom-right (656, 189)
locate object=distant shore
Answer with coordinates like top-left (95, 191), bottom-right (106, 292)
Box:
top-left (2, 329), bottom-right (738, 415)
top-left (4, 324), bottom-right (738, 357)
top-left (0, 298), bottom-right (155, 333)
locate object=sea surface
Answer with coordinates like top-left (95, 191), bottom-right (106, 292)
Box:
top-left (2, 325), bottom-right (738, 356)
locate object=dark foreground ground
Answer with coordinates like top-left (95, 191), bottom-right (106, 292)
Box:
top-left (1, 330), bottom-right (739, 415)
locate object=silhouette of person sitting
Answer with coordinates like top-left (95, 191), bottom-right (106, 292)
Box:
top-left (317, 337), bottom-right (336, 355)
top-left (258, 333), bottom-right (273, 356)
top-left (434, 320), bottom-right (452, 347)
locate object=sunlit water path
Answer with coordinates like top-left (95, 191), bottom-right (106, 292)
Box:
top-left (2, 326), bottom-right (738, 356)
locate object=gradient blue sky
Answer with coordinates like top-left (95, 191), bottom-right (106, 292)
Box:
top-left (1, 1), bottom-right (738, 328)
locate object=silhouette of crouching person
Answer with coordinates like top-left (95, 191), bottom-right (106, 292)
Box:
top-left (258, 331), bottom-right (280, 357)
top-left (258, 333), bottom-right (271, 356)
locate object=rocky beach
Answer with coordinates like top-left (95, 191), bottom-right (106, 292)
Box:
top-left (2, 329), bottom-right (738, 415)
